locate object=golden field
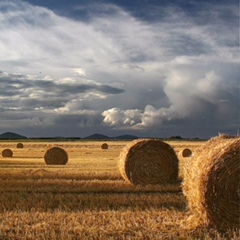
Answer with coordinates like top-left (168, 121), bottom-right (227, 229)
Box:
top-left (0, 140), bottom-right (239, 240)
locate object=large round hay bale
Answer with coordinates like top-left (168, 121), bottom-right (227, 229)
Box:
top-left (16, 142), bottom-right (24, 148)
top-left (2, 149), bottom-right (13, 157)
top-left (182, 135), bottom-right (240, 230)
top-left (44, 147), bottom-right (68, 165)
top-left (179, 148), bottom-right (192, 157)
top-left (118, 139), bottom-right (179, 185)
top-left (101, 143), bottom-right (108, 149)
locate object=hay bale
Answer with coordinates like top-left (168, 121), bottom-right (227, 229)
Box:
top-left (182, 135), bottom-right (240, 230)
top-left (101, 143), bottom-right (108, 150)
top-left (16, 142), bottom-right (24, 148)
top-left (118, 139), bottom-right (179, 185)
top-left (179, 148), bottom-right (192, 157)
top-left (2, 149), bottom-right (13, 157)
top-left (44, 147), bottom-right (68, 165)
top-left (32, 169), bottom-right (50, 177)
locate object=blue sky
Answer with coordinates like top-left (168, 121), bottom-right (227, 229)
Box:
top-left (0, 0), bottom-right (239, 138)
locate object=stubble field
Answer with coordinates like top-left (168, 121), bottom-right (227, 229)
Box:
top-left (0, 140), bottom-right (239, 240)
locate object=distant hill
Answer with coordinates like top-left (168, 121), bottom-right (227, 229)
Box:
top-left (83, 133), bottom-right (110, 140)
top-left (114, 134), bottom-right (139, 140)
top-left (83, 133), bottom-right (139, 140)
top-left (0, 132), bottom-right (27, 139)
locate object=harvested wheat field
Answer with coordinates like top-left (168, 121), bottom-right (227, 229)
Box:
top-left (0, 139), bottom-right (239, 240)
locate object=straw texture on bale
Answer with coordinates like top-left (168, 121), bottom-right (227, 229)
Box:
top-left (101, 143), bottom-right (108, 149)
top-left (16, 142), bottom-right (24, 148)
top-left (2, 149), bottom-right (13, 157)
top-left (44, 147), bottom-right (68, 165)
top-left (118, 139), bottom-right (179, 185)
top-left (179, 148), bottom-right (192, 157)
top-left (182, 135), bottom-right (240, 231)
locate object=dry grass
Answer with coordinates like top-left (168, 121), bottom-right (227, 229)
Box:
top-left (0, 210), bottom-right (214, 240)
top-left (0, 139), bottom-right (239, 239)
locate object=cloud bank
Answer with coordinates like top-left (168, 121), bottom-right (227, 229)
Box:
top-left (0, 0), bottom-right (239, 138)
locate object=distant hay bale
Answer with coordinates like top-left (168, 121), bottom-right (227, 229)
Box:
top-left (101, 143), bottom-right (108, 149)
top-left (2, 149), bottom-right (13, 157)
top-left (32, 169), bottom-right (50, 177)
top-left (16, 142), bottom-right (24, 148)
top-left (182, 135), bottom-right (240, 231)
top-left (118, 139), bottom-right (179, 185)
top-left (44, 147), bottom-right (68, 165)
top-left (179, 148), bottom-right (192, 157)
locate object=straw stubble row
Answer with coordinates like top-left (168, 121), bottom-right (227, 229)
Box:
top-left (1, 143), bottom-right (110, 165)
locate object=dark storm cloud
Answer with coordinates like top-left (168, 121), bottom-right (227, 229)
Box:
top-left (0, 71), bottom-right (124, 110)
top-left (53, 111), bottom-right (102, 127)
top-left (95, 85), bottom-right (125, 94)
top-left (54, 83), bottom-right (124, 95)
top-left (21, 98), bottom-right (66, 110)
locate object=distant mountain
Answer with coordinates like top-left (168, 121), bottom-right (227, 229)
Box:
top-left (0, 132), bottom-right (27, 139)
top-left (83, 133), bottom-right (110, 140)
top-left (114, 134), bottom-right (139, 140)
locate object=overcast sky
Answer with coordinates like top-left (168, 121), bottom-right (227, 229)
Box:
top-left (0, 0), bottom-right (239, 138)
